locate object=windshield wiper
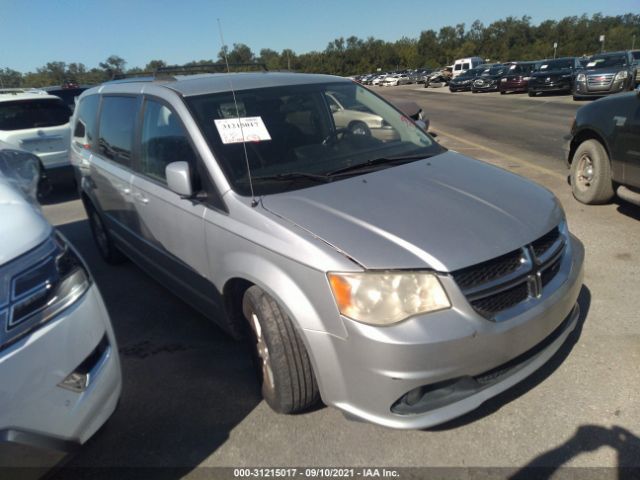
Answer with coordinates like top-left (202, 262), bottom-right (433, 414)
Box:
top-left (327, 154), bottom-right (431, 177)
top-left (249, 172), bottom-right (332, 183)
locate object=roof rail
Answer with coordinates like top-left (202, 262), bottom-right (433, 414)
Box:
top-left (109, 62), bottom-right (269, 83)
top-left (156, 62), bottom-right (268, 75)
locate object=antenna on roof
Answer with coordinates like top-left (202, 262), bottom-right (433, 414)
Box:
top-left (217, 18), bottom-right (258, 208)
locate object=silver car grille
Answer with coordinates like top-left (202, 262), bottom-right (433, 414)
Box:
top-left (451, 226), bottom-right (565, 321)
top-left (587, 73), bottom-right (614, 88)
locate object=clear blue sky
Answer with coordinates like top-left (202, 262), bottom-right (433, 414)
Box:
top-left (1, 0), bottom-right (637, 72)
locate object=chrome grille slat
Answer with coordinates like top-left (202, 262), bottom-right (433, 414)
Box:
top-left (452, 225), bottom-right (566, 320)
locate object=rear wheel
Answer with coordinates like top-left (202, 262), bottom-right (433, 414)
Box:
top-left (570, 139), bottom-right (614, 204)
top-left (242, 286), bottom-right (320, 414)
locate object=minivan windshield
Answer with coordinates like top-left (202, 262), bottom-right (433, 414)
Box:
top-left (187, 82), bottom-right (444, 196)
top-left (586, 54), bottom-right (627, 69)
top-left (536, 59), bottom-right (574, 71)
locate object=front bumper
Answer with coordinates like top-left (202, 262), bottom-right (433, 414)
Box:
top-left (305, 235), bottom-right (584, 429)
top-left (500, 80), bottom-right (528, 92)
top-left (472, 83), bottom-right (498, 92)
top-left (0, 285), bottom-right (122, 451)
top-left (573, 80), bottom-right (628, 97)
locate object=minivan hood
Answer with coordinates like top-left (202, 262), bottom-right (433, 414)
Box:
top-left (262, 151), bottom-right (563, 272)
top-left (0, 177), bottom-right (51, 266)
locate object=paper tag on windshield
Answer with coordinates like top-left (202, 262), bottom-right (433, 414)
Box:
top-left (540, 64), bottom-right (548, 69)
top-left (586, 61), bottom-right (597, 67)
top-left (214, 117), bottom-right (271, 144)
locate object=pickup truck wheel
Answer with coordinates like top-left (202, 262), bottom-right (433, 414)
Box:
top-left (242, 286), bottom-right (320, 414)
top-left (87, 204), bottom-right (126, 264)
top-left (570, 139), bottom-right (614, 204)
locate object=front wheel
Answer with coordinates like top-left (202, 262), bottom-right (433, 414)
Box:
top-left (242, 286), bottom-right (320, 414)
top-left (570, 139), bottom-right (614, 204)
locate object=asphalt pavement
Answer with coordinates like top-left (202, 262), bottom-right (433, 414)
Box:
top-left (24, 86), bottom-right (640, 478)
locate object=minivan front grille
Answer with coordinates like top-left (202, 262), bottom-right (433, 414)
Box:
top-left (452, 225), bottom-right (566, 321)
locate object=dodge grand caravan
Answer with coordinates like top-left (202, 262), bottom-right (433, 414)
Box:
top-left (71, 71), bottom-right (584, 429)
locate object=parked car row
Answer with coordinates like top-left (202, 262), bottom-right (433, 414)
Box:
top-left (356, 69), bottom-right (434, 86)
top-left (446, 51), bottom-right (639, 100)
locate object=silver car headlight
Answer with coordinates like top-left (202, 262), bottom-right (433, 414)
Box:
top-left (576, 73), bottom-right (586, 82)
top-left (614, 70), bottom-right (628, 81)
top-left (328, 271), bottom-right (451, 325)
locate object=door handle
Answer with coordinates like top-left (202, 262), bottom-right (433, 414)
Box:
top-left (133, 192), bottom-right (149, 204)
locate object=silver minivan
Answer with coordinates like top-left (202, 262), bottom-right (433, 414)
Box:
top-left (71, 72), bottom-right (584, 429)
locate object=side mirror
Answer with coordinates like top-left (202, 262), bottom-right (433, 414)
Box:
top-left (166, 161), bottom-right (193, 197)
top-left (415, 119), bottom-right (428, 132)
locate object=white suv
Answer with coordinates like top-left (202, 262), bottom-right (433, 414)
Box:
top-left (0, 150), bottom-right (121, 452)
top-left (0, 89), bottom-right (72, 178)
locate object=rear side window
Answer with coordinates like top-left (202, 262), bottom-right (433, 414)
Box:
top-left (139, 99), bottom-right (197, 183)
top-left (462, 63), bottom-right (470, 69)
top-left (73, 95), bottom-right (100, 149)
top-left (454, 64), bottom-right (462, 71)
top-left (97, 96), bottom-right (138, 167)
top-left (0, 99), bottom-right (71, 131)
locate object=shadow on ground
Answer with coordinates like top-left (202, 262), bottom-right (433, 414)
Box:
top-left (429, 285), bottom-right (591, 431)
top-left (48, 220), bottom-right (262, 479)
top-left (510, 425), bottom-right (640, 479)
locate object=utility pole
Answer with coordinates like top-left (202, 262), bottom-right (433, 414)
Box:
top-left (600, 35), bottom-right (605, 53)
top-left (553, 42), bottom-right (558, 59)
top-left (633, 35), bottom-right (636, 50)
top-left (287, 51), bottom-right (291, 71)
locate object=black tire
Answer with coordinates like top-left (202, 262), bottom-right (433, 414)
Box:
top-left (348, 121), bottom-right (371, 136)
top-left (500, 90), bottom-right (506, 95)
top-left (570, 139), bottom-right (614, 205)
top-left (86, 203), bottom-right (127, 264)
top-left (242, 286), bottom-right (320, 414)
top-left (528, 91), bottom-right (535, 97)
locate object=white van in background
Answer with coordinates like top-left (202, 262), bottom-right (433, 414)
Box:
top-left (452, 57), bottom-right (485, 77)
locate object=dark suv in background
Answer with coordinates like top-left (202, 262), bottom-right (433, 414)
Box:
top-left (573, 51), bottom-right (638, 100)
top-left (499, 61), bottom-right (540, 94)
top-left (528, 57), bottom-right (582, 97)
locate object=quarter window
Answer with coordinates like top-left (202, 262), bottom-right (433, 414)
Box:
top-left (97, 96), bottom-right (137, 167)
top-left (73, 95), bottom-right (99, 149)
top-left (140, 99), bottom-right (197, 183)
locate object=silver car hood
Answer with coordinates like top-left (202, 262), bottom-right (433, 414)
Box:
top-left (0, 177), bottom-right (51, 266)
top-left (262, 151), bottom-right (563, 272)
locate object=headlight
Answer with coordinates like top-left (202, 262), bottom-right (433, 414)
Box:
top-left (0, 232), bottom-right (91, 350)
top-left (501, 78), bottom-right (507, 82)
top-left (614, 70), bottom-right (628, 81)
top-left (328, 271), bottom-right (451, 325)
top-left (576, 73), bottom-right (586, 82)
top-left (523, 77), bottom-right (531, 81)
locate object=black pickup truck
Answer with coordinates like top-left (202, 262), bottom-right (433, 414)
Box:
top-left (567, 89), bottom-right (640, 205)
